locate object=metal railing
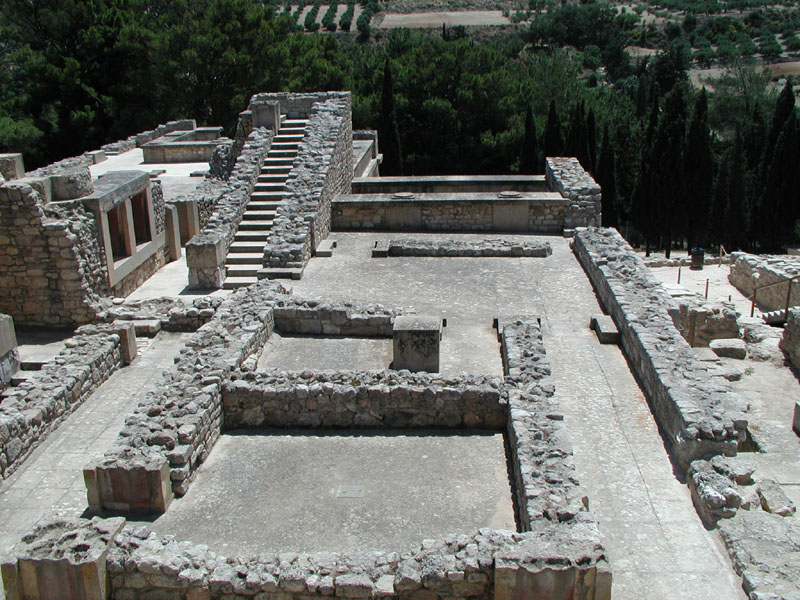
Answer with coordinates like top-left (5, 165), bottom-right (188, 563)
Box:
top-left (750, 274), bottom-right (800, 318)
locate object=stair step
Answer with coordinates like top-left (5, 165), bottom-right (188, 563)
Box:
top-left (227, 265), bottom-right (261, 277)
top-left (272, 141), bottom-right (301, 149)
top-left (238, 220), bottom-right (273, 231)
top-left (259, 267), bottom-right (305, 280)
top-left (254, 183), bottom-right (285, 192)
top-left (258, 174), bottom-right (288, 183)
top-left (282, 119), bottom-right (309, 127)
top-left (252, 191), bottom-right (284, 200)
top-left (273, 134), bottom-right (304, 142)
top-left (234, 231), bottom-right (270, 241)
top-left (223, 276), bottom-right (258, 290)
top-left (247, 201), bottom-right (280, 211)
top-left (264, 157), bottom-right (295, 166)
top-left (242, 211), bottom-right (276, 220)
top-left (226, 252), bottom-right (263, 264)
top-left (267, 150), bottom-right (297, 159)
top-left (229, 241), bottom-right (265, 252)
top-left (762, 307), bottom-right (798, 325)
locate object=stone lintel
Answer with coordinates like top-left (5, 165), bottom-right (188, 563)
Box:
top-left (81, 171), bottom-right (149, 213)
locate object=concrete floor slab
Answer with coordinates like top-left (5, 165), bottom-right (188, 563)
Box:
top-left (258, 333), bottom-right (393, 371)
top-left (144, 430), bottom-right (515, 555)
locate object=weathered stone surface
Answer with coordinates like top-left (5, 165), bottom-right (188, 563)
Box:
top-left (688, 459), bottom-right (742, 527)
top-left (720, 510), bottom-right (800, 598)
top-left (573, 228), bottom-right (747, 468)
top-left (393, 315), bottom-right (441, 373)
top-left (757, 478), bottom-right (796, 516)
top-left (545, 158), bottom-right (601, 229)
top-left (385, 238), bottom-right (552, 258)
top-left (729, 252), bottom-right (800, 312)
top-left (710, 338), bottom-right (747, 360)
top-left (262, 93), bottom-right (353, 270)
top-left (677, 294), bottom-right (739, 347)
top-left (0, 329), bottom-right (122, 479)
top-left (781, 307), bottom-right (800, 370)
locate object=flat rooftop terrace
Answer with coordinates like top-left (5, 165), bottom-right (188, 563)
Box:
top-left (89, 147), bottom-right (208, 200)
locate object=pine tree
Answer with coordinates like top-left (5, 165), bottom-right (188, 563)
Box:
top-left (379, 57), bottom-right (403, 176)
top-left (519, 106), bottom-right (540, 174)
top-left (683, 89), bottom-right (714, 252)
top-left (596, 124), bottom-right (618, 227)
top-left (542, 100), bottom-right (564, 160)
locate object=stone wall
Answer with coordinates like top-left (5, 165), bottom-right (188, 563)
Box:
top-left (272, 297), bottom-right (400, 336)
top-left (382, 239), bottom-right (552, 258)
top-left (223, 371), bottom-right (506, 429)
top-left (0, 327), bottom-right (122, 479)
top-left (3, 515), bottom-right (611, 600)
top-left (573, 228), bottom-right (747, 468)
top-left (263, 95), bottom-right (353, 270)
top-left (677, 295), bottom-right (740, 348)
top-left (0, 183), bottom-right (107, 325)
top-left (780, 308), bottom-right (800, 370)
top-left (332, 195), bottom-right (568, 233)
top-left (545, 158), bottom-right (601, 228)
top-left (185, 128), bottom-right (274, 288)
top-left (96, 296), bottom-right (223, 332)
top-left (84, 279), bottom-right (288, 509)
top-left (729, 252), bottom-right (800, 312)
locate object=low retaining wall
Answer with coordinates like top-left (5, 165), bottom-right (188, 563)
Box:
top-left (96, 296), bottom-right (223, 332)
top-left (781, 308), bottom-right (800, 370)
top-left (332, 194), bottom-right (568, 233)
top-left (729, 252), bottom-right (800, 311)
top-left (381, 238), bottom-right (551, 258)
top-left (0, 327), bottom-right (123, 478)
top-left (186, 128), bottom-right (274, 288)
top-left (273, 297), bottom-right (400, 336)
top-left (2, 516), bottom-right (611, 600)
top-left (573, 228), bottom-right (747, 468)
top-left (84, 280), bottom-right (287, 510)
top-left (223, 371), bottom-right (506, 429)
top-left (263, 94), bottom-right (353, 271)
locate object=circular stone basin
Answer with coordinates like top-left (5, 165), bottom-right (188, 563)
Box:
top-left (498, 191), bottom-right (521, 198)
top-left (392, 192), bottom-right (416, 199)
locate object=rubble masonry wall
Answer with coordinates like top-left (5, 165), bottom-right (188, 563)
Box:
top-left (573, 228), bottom-right (747, 469)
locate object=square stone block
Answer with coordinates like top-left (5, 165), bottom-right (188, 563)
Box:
top-left (393, 315), bottom-right (442, 373)
top-left (111, 320), bottom-right (137, 363)
top-left (1, 517), bottom-right (125, 600)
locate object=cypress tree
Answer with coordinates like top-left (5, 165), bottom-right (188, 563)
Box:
top-left (565, 101), bottom-right (590, 169)
top-left (709, 144), bottom-right (730, 247)
top-left (519, 106), bottom-right (540, 174)
top-left (542, 100), bottom-right (563, 160)
top-left (683, 89), bottom-right (714, 251)
top-left (759, 112), bottom-right (800, 251)
top-left (724, 135), bottom-right (748, 251)
top-left (586, 107), bottom-right (598, 173)
top-left (596, 124), bottom-right (618, 228)
top-left (379, 57), bottom-right (403, 176)
top-left (646, 85), bottom-right (688, 258)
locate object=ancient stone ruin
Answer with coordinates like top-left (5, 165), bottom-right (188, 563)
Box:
top-left (1, 91), bottom-right (799, 600)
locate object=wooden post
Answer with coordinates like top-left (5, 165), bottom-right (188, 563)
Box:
top-left (786, 279), bottom-right (793, 318)
top-left (705, 279), bottom-right (709, 299)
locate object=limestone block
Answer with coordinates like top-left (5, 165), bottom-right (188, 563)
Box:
top-left (165, 205), bottom-right (182, 261)
top-left (0, 153), bottom-right (25, 181)
top-left (51, 167), bottom-right (94, 201)
top-left (393, 315), bottom-right (442, 373)
top-left (0, 313), bottom-right (18, 357)
top-left (85, 457), bottom-right (173, 514)
top-left (186, 235), bottom-right (226, 269)
top-left (758, 479), bottom-right (796, 516)
top-left (111, 320), bottom-right (137, 363)
top-left (1, 517), bottom-right (125, 600)
top-left (710, 338), bottom-right (747, 360)
top-left (794, 401), bottom-right (800, 437)
top-left (132, 319), bottom-right (161, 337)
top-left (589, 315), bottom-right (619, 344)
top-left (252, 100), bottom-right (281, 131)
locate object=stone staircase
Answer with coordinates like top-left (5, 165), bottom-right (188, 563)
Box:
top-left (223, 118), bottom-right (308, 290)
top-left (762, 306), bottom-right (800, 326)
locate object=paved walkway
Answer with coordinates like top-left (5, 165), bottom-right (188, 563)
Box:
top-left (292, 233), bottom-right (746, 599)
top-left (0, 332), bottom-right (191, 599)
